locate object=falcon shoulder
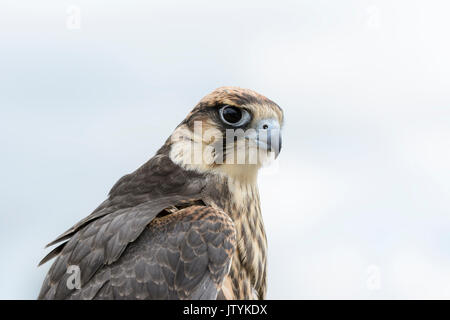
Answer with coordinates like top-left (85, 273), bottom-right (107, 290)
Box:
top-left (38, 152), bottom-right (236, 300)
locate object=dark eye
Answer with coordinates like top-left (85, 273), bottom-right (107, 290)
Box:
top-left (222, 106), bottom-right (241, 123)
top-left (219, 106), bottom-right (251, 126)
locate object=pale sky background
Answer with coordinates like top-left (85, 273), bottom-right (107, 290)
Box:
top-left (1, 0), bottom-right (450, 299)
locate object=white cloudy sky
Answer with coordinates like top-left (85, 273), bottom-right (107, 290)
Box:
top-left (1, 0), bottom-right (450, 299)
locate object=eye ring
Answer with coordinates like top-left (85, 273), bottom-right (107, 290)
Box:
top-left (219, 106), bottom-right (251, 127)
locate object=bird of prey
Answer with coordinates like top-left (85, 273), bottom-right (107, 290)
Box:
top-left (38, 87), bottom-right (283, 300)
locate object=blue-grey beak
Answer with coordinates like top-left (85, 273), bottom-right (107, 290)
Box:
top-left (254, 118), bottom-right (282, 158)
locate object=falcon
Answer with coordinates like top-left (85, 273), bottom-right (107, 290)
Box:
top-left (38, 87), bottom-right (284, 300)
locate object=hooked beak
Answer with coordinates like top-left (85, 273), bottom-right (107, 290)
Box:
top-left (245, 118), bottom-right (282, 158)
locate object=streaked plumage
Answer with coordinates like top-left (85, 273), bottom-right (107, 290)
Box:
top-left (38, 87), bottom-right (283, 300)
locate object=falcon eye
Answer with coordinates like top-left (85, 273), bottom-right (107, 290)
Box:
top-left (222, 107), bottom-right (241, 123)
top-left (219, 106), bottom-right (251, 127)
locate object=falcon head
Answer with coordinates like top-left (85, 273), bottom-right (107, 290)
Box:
top-left (169, 87), bottom-right (284, 181)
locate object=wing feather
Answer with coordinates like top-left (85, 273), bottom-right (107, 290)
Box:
top-left (38, 153), bottom-right (209, 299)
top-left (39, 206), bottom-right (235, 300)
